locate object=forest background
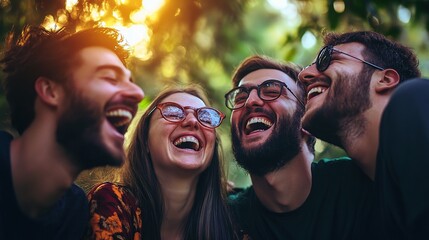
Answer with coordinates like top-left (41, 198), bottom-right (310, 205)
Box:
top-left (1, 0), bottom-right (429, 189)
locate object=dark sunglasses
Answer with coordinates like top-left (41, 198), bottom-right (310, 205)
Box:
top-left (315, 45), bottom-right (385, 72)
top-left (149, 102), bottom-right (225, 129)
top-left (224, 79), bottom-right (304, 110)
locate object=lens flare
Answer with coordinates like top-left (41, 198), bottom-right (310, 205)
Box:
top-left (41, 0), bottom-right (166, 60)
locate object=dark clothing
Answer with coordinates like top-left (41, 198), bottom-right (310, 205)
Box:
top-left (376, 78), bottom-right (429, 239)
top-left (0, 131), bottom-right (89, 240)
top-left (229, 158), bottom-right (375, 240)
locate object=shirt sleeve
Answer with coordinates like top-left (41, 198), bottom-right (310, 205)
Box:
top-left (378, 78), bottom-right (429, 239)
top-left (85, 182), bottom-right (142, 240)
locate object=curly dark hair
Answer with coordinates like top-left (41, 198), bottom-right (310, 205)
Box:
top-left (1, 25), bottom-right (129, 134)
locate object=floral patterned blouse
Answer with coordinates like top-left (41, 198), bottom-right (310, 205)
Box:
top-left (86, 182), bottom-right (142, 240)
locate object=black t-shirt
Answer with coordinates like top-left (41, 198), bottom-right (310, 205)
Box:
top-left (229, 158), bottom-right (375, 240)
top-left (376, 78), bottom-right (429, 239)
top-left (0, 131), bottom-right (89, 239)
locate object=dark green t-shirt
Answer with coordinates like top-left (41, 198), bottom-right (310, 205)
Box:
top-left (228, 158), bottom-right (375, 240)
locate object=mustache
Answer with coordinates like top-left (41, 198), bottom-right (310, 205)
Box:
top-left (238, 107), bottom-right (276, 130)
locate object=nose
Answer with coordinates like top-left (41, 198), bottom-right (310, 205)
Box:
top-left (298, 63), bottom-right (320, 86)
top-left (123, 81), bottom-right (145, 103)
top-left (244, 88), bottom-right (264, 108)
top-left (181, 111), bottom-right (199, 130)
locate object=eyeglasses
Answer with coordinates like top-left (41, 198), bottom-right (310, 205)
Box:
top-left (315, 45), bottom-right (385, 72)
top-left (224, 79), bottom-right (304, 110)
top-left (149, 102), bottom-right (225, 129)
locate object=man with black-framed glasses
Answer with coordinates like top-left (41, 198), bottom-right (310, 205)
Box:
top-left (299, 31), bottom-right (428, 239)
top-left (226, 55), bottom-right (375, 240)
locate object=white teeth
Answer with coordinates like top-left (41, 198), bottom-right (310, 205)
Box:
top-left (106, 109), bottom-right (133, 126)
top-left (174, 136), bottom-right (200, 150)
top-left (246, 117), bottom-right (273, 128)
top-left (307, 87), bottom-right (326, 98)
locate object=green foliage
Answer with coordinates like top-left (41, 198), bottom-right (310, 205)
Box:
top-left (2, 0), bottom-right (429, 188)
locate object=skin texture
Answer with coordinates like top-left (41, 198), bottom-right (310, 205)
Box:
top-left (147, 93), bottom-right (217, 239)
top-left (298, 42), bottom-right (397, 179)
top-left (148, 93), bottom-right (215, 176)
top-left (231, 69), bottom-right (302, 176)
top-left (56, 47), bottom-right (144, 168)
top-left (11, 46), bottom-right (144, 217)
top-left (230, 68), bottom-right (314, 212)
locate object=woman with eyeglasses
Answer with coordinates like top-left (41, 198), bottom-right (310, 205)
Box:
top-left (85, 85), bottom-right (237, 240)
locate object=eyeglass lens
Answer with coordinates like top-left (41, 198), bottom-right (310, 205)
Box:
top-left (160, 103), bottom-right (222, 128)
top-left (225, 80), bottom-right (284, 110)
top-left (316, 46), bottom-right (332, 72)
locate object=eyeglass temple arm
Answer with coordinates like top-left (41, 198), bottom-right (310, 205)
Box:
top-left (334, 49), bottom-right (385, 71)
top-left (285, 85), bottom-right (305, 108)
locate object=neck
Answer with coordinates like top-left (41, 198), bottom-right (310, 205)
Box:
top-left (341, 106), bottom-right (384, 181)
top-left (157, 173), bottom-right (199, 240)
top-left (10, 118), bottom-right (80, 218)
top-left (251, 143), bottom-right (313, 213)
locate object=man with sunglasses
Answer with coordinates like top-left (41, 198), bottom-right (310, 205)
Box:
top-left (299, 31), bottom-right (427, 239)
top-left (226, 55), bottom-right (375, 239)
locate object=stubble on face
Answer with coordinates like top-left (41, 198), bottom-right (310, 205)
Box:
top-left (302, 68), bottom-right (373, 147)
top-left (231, 106), bottom-right (302, 176)
top-left (56, 90), bottom-right (124, 170)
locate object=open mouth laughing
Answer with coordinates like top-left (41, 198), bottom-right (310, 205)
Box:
top-left (307, 85), bottom-right (328, 101)
top-left (173, 135), bottom-right (201, 151)
top-left (105, 108), bottom-right (134, 135)
top-left (244, 116), bottom-right (273, 135)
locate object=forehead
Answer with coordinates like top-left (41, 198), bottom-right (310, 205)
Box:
top-left (238, 69), bottom-right (298, 90)
top-left (332, 42), bottom-right (366, 58)
top-left (161, 93), bottom-right (206, 108)
top-left (75, 46), bottom-right (131, 75)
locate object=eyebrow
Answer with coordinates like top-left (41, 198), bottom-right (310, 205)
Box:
top-left (95, 64), bottom-right (134, 82)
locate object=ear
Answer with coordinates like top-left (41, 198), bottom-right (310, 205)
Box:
top-left (301, 128), bottom-right (313, 138)
top-left (374, 69), bottom-right (400, 94)
top-left (34, 77), bottom-right (62, 107)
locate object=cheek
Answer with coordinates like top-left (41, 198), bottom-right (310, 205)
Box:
top-left (230, 110), bottom-right (241, 128)
top-left (203, 130), bottom-right (216, 154)
top-left (147, 122), bottom-right (170, 153)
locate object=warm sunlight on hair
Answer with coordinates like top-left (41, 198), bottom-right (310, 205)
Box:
top-left (40, 0), bottom-right (166, 60)
top-left (115, 24), bottom-right (153, 60)
top-left (41, 15), bottom-right (63, 31)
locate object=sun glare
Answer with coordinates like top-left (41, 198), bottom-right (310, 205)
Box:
top-left (66, 0), bottom-right (78, 11)
top-left (41, 0), bottom-right (166, 60)
top-left (143, 0), bottom-right (165, 15)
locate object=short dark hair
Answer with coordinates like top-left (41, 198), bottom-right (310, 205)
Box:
top-left (323, 31), bottom-right (421, 82)
top-left (1, 26), bottom-right (129, 134)
top-left (231, 55), bottom-right (316, 154)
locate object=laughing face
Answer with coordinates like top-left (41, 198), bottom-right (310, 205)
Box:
top-left (298, 43), bottom-right (373, 146)
top-left (147, 93), bottom-right (216, 175)
top-left (230, 69), bottom-right (303, 176)
top-left (57, 46), bottom-right (144, 169)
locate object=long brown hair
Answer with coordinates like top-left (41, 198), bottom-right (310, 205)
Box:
top-left (121, 84), bottom-right (236, 239)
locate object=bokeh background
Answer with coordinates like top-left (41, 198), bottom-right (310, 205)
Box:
top-left (1, 0), bottom-right (428, 189)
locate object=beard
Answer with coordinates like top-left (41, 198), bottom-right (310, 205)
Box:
top-left (56, 92), bottom-right (123, 170)
top-left (231, 107), bottom-right (302, 176)
top-left (302, 68), bottom-right (373, 147)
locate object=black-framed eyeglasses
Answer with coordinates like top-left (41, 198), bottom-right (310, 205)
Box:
top-left (149, 102), bottom-right (225, 129)
top-left (224, 79), bottom-right (304, 110)
top-left (315, 45), bottom-right (385, 72)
